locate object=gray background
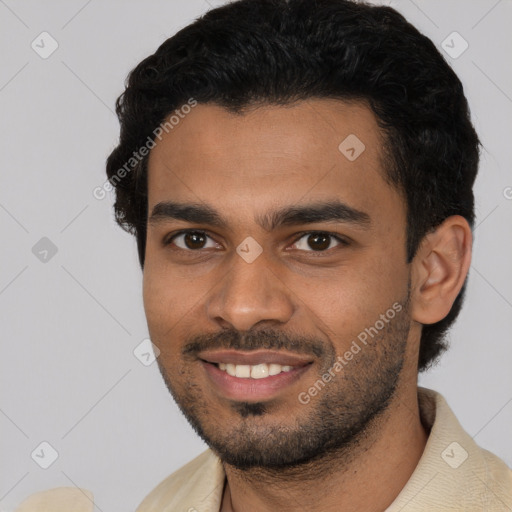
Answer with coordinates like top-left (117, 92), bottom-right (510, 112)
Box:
top-left (1, 0), bottom-right (511, 510)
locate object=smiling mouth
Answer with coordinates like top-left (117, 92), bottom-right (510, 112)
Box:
top-left (198, 349), bottom-right (314, 401)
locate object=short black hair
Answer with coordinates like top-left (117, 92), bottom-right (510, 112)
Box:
top-left (106, 0), bottom-right (480, 372)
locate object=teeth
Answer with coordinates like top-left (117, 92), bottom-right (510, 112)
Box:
top-left (268, 363), bottom-right (282, 376)
top-left (216, 362), bottom-right (294, 379)
top-left (251, 364), bottom-right (269, 379)
top-left (235, 365), bottom-right (251, 378)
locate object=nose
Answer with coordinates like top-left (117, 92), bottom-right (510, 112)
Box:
top-left (206, 250), bottom-right (295, 332)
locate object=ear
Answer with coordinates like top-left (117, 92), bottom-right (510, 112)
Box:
top-left (410, 215), bottom-right (472, 325)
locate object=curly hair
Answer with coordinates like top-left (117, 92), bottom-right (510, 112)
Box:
top-left (105, 0), bottom-right (480, 372)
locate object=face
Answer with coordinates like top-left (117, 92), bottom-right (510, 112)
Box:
top-left (143, 99), bottom-right (414, 469)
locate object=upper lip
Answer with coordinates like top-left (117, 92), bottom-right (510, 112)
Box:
top-left (199, 349), bottom-right (313, 366)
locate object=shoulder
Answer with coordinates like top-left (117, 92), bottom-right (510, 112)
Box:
top-left (479, 446), bottom-right (512, 503)
top-left (13, 450), bottom-right (224, 512)
top-left (409, 387), bottom-right (512, 509)
top-left (15, 487), bottom-right (94, 512)
top-left (136, 448), bottom-right (225, 512)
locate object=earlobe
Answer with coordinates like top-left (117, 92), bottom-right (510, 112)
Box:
top-left (411, 216), bottom-right (472, 325)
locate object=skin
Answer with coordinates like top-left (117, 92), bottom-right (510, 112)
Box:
top-left (143, 99), bottom-right (472, 512)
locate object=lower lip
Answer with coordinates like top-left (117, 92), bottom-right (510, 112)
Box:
top-left (201, 361), bottom-right (312, 402)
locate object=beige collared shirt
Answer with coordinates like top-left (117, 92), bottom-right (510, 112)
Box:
top-left (15, 388), bottom-right (512, 511)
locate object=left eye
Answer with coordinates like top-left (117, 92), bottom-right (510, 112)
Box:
top-left (292, 232), bottom-right (346, 252)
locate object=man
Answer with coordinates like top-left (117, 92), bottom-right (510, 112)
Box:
top-left (15, 0), bottom-right (512, 511)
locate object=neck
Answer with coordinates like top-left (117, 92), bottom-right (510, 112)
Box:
top-left (220, 385), bottom-right (428, 512)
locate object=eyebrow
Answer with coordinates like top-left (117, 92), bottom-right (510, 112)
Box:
top-left (149, 200), bottom-right (371, 231)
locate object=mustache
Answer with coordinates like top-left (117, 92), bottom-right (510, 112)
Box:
top-left (182, 328), bottom-right (327, 360)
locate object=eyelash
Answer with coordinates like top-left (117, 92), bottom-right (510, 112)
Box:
top-left (163, 229), bottom-right (350, 254)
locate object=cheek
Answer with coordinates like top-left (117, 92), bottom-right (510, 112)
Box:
top-left (356, 221), bottom-right (408, 294)
top-left (143, 270), bottom-right (190, 374)
top-left (296, 252), bottom-right (407, 342)
top-left (143, 260), bottom-right (217, 366)
top-left (142, 263), bottom-right (192, 334)
top-left (143, 236), bottom-right (201, 317)
top-left (298, 279), bottom-right (375, 345)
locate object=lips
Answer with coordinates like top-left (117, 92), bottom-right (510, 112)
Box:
top-left (199, 349), bottom-right (314, 401)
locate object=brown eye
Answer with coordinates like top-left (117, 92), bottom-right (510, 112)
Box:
top-left (306, 233), bottom-right (331, 251)
top-left (183, 232), bottom-right (207, 249)
top-left (292, 232), bottom-right (346, 252)
top-left (169, 231), bottom-right (218, 251)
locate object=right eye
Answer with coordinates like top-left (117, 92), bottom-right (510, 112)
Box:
top-left (165, 230), bottom-right (221, 251)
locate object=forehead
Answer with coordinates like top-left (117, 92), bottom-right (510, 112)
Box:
top-left (146, 99), bottom-right (402, 229)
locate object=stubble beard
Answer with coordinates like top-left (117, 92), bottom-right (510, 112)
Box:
top-left (156, 295), bottom-right (410, 473)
